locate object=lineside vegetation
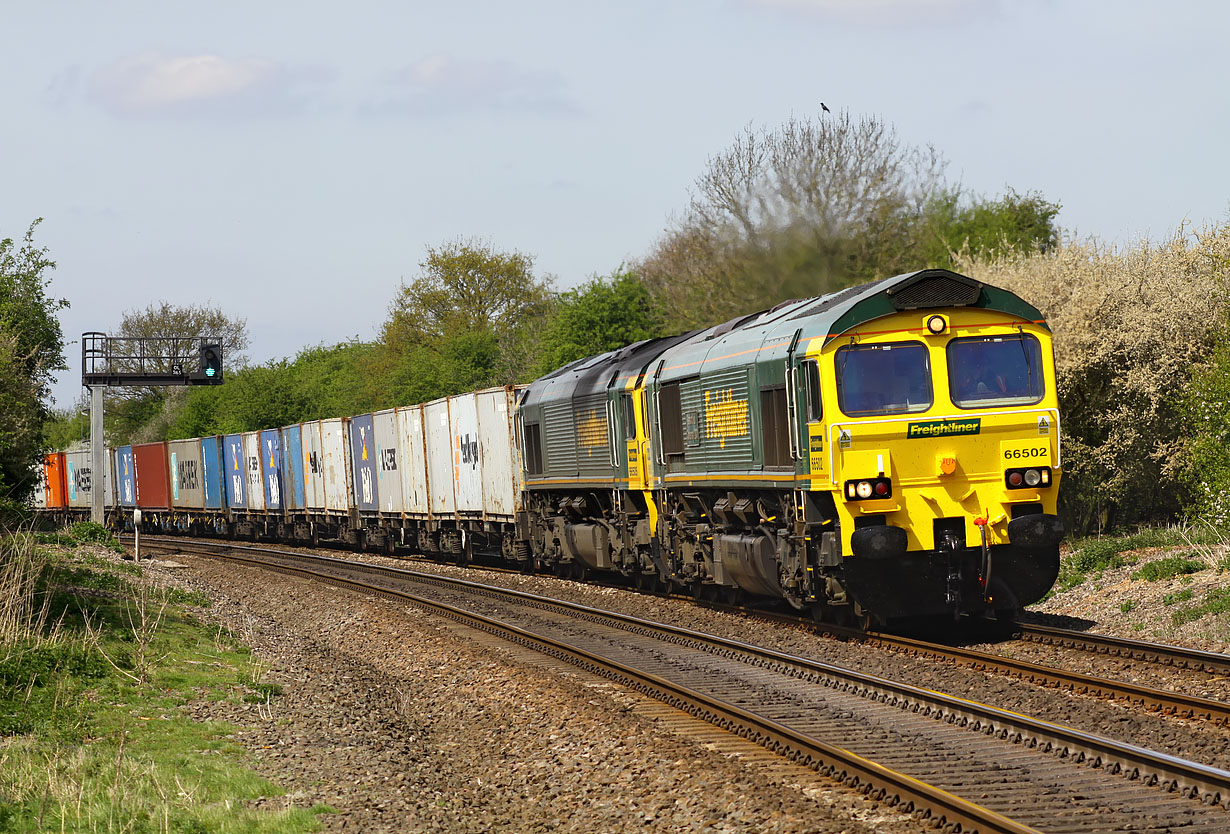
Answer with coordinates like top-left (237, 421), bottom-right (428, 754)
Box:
top-left (0, 524), bottom-right (330, 832)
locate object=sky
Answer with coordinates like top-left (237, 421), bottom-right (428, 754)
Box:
top-left (4, 0), bottom-right (1227, 409)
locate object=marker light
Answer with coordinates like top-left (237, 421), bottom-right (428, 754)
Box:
top-left (925, 315), bottom-right (948, 335)
top-left (856, 481), bottom-right (873, 499)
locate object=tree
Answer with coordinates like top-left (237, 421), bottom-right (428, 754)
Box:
top-left (920, 188), bottom-right (1061, 268)
top-left (638, 111), bottom-right (947, 330)
top-left (535, 270), bottom-right (665, 375)
top-left (0, 219), bottom-right (67, 507)
top-left (380, 239), bottom-right (555, 399)
top-left (105, 301), bottom-right (250, 443)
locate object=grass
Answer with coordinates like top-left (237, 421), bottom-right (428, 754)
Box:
top-left (1171, 586), bottom-right (1230, 627)
top-left (1130, 555), bottom-right (1207, 582)
top-left (1163, 588), bottom-right (1195, 606)
top-left (1049, 521), bottom-right (1230, 597)
top-left (0, 528), bottom-right (326, 833)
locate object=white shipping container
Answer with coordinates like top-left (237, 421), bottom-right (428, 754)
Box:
top-left (476, 387), bottom-right (522, 519)
top-left (425, 399), bottom-right (456, 517)
top-left (64, 449), bottom-right (93, 509)
top-left (448, 393), bottom-right (483, 515)
top-left (167, 439), bottom-right (206, 509)
top-left (320, 418), bottom-right (349, 512)
top-left (397, 405), bottom-right (430, 517)
top-left (301, 421), bottom-right (325, 510)
top-left (242, 432), bottom-right (265, 512)
top-left (373, 408), bottom-right (404, 514)
top-left (30, 460), bottom-right (47, 509)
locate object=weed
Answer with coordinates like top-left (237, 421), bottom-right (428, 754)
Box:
top-left (165, 587), bottom-right (212, 608)
top-left (1131, 556), bottom-right (1207, 582)
top-left (1163, 588), bottom-right (1195, 605)
top-left (1118, 600), bottom-right (1136, 614)
top-left (1171, 586), bottom-right (1230, 626)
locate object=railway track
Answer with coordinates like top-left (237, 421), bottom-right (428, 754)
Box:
top-left (139, 536), bottom-right (1230, 833)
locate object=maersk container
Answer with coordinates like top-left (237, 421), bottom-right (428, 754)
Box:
top-left (242, 432), bottom-right (265, 512)
top-left (349, 413), bottom-right (379, 513)
top-left (281, 424), bottom-right (305, 511)
top-left (64, 449), bottom-right (93, 509)
top-left (201, 436), bottom-right (225, 510)
top-left (448, 393), bottom-right (484, 516)
top-left (373, 408), bottom-right (404, 515)
top-left (222, 434), bottom-right (246, 510)
top-left (43, 453), bottom-right (67, 509)
top-left (115, 446), bottom-right (136, 507)
top-left (168, 439), bottom-right (205, 510)
top-left (133, 442), bottom-right (171, 509)
top-left (319, 418), bottom-right (349, 513)
top-left (424, 398), bottom-right (456, 517)
top-left (397, 405), bottom-right (430, 517)
top-left (301, 420), bottom-right (326, 511)
top-left (476, 387), bottom-right (523, 519)
top-left (259, 428), bottom-right (283, 512)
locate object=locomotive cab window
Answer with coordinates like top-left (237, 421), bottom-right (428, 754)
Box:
top-left (835, 343), bottom-right (932, 417)
top-left (948, 335), bottom-right (1044, 408)
top-left (523, 422), bottom-right (543, 476)
top-left (621, 393), bottom-right (636, 439)
top-left (801, 359), bottom-right (822, 422)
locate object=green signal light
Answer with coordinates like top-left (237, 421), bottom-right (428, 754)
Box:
top-left (205, 367), bottom-right (216, 377)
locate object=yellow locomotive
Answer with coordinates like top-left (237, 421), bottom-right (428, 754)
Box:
top-left (519, 268), bottom-right (1063, 626)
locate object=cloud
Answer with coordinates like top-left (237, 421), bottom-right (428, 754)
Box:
top-left (743, 0), bottom-right (997, 26)
top-left (88, 51), bottom-right (331, 117)
top-left (369, 54), bottom-right (580, 117)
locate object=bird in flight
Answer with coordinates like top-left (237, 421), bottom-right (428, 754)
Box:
top-left (821, 102), bottom-right (831, 113)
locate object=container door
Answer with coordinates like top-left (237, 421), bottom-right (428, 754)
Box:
top-left (373, 409), bottom-right (403, 514)
top-left (201, 437), bottom-right (223, 509)
top-left (449, 394), bottom-right (483, 515)
top-left (243, 433), bottom-right (265, 511)
top-left (260, 429), bottom-right (283, 511)
top-left (397, 405), bottom-right (430, 517)
top-left (223, 435), bottom-right (247, 510)
top-left (320, 419), bottom-right (348, 512)
top-left (349, 413), bottom-right (379, 512)
top-left (302, 421), bottom-right (326, 510)
top-left (425, 400), bottom-right (455, 516)
top-left (476, 389), bottom-right (516, 519)
top-left (282, 425), bottom-right (305, 510)
top-left (116, 447), bottom-right (135, 507)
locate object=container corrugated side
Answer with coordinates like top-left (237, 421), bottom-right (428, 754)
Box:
top-left (424, 399), bottom-right (456, 517)
top-left (64, 449), bottom-right (92, 509)
top-left (448, 393), bottom-right (484, 515)
top-left (222, 435), bottom-right (246, 510)
top-left (259, 428), bottom-right (283, 511)
top-left (373, 408), bottom-right (404, 515)
top-left (396, 405), bottom-right (430, 517)
top-left (237, 433), bottom-right (261, 511)
top-left (201, 437), bottom-right (224, 509)
top-left (115, 447), bottom-right (136, 507)
top-left (281, 425), bottom-right (305, 510)
top-left (133, 442), bottom-right (170, 509)
top-left (168, 439), bottom-right (205, 509)
top-left (476, 388), bottom-right (518, 519)
top-left (348, 413), bottom-right (379, 512)
top-left (320, 418), bottom-right (349, 512)
top-left (300, 421), bottom-right (325, 510)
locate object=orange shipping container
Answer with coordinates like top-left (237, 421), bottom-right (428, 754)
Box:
top-left (43, 453), bottom-right (67, 509)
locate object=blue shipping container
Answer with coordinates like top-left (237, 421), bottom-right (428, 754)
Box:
top-left (281, 425), bottom-right (305, 511)
top-left (223, 434), bottom-right (247, 509)
top-left (259, 428), bottom-right (283, 511)
top-left (201, 436), bottom-right (224, 509)
top-left (349, 414), bottom-right (379, 512)
top-left (116, 446), bottom-right (135, 507)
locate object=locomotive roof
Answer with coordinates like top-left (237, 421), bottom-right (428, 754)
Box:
top-left (523, 268), bottom-right (1047, 403)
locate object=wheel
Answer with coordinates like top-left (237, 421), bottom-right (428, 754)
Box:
top-left (571, 561), bottom-right (589, 582)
